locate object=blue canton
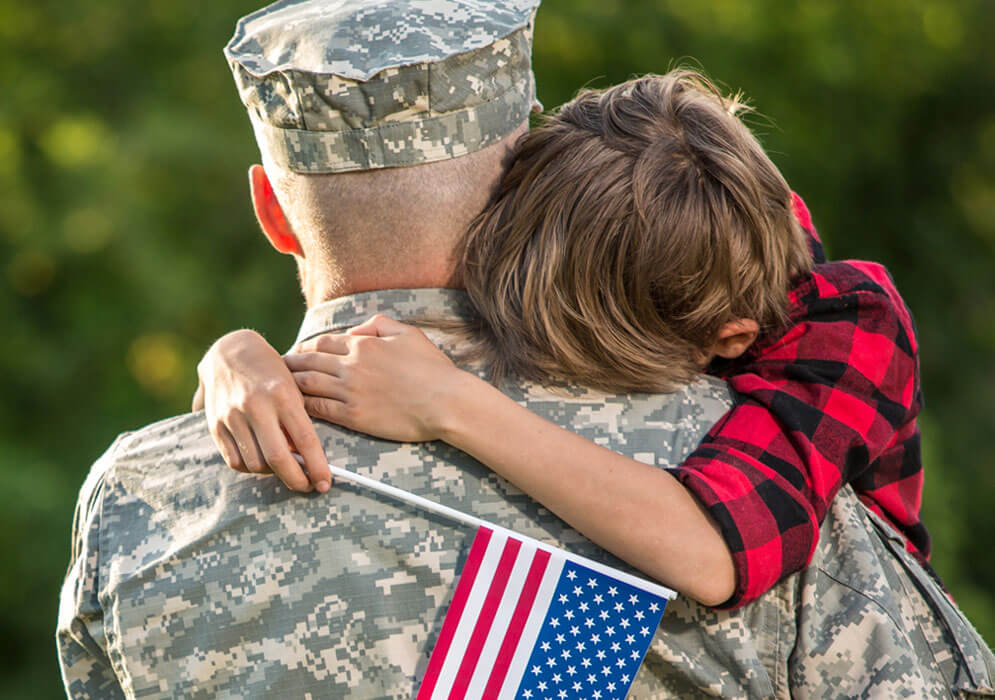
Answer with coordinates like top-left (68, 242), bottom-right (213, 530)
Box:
top-left (514, 562), bottom-right (668, 700)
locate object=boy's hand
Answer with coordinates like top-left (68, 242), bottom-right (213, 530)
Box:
top-left (196, 329), bottom-right (331, 493)
top-left (287, 315), bottom-right (470, 443)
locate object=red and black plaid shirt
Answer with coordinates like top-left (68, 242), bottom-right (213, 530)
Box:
top-left (669, 193), bottom-right (927, 608)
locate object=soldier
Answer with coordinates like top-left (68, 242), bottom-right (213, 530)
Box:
top-left (57, 1), bottom-right (994, 698)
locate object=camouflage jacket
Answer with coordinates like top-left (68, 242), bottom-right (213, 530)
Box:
top-left (57, 289), bottom-right (994, 699)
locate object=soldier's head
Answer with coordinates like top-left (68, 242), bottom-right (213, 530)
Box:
top-left (225, 0), bottom-right (539, 305)
top-left (460, 70), bottom-right (814, 392)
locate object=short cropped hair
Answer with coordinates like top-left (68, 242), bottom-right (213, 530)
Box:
top-left (459, 69), bottom-right (813, 392)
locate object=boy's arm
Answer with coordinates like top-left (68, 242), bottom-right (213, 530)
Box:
top-left (671, 260), bottom-right (922, 607)
top-left (288, 316), bottom-right (738, 606)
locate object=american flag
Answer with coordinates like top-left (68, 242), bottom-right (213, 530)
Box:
top-left (417, 526), bottom-right (673, 700)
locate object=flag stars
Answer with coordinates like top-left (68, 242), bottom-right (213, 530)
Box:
top-left (552, 673), bottom-right (562, 684)
top-left (564, 609), bottom-right (575, 620)
top-left (588, 578), bottom-right (598, 588)
top-left (614, 602), bottom-right (624, 613)
top-left (640, 626), bottom-right (650, 636)
top-left (558, 691), bottom-right (567, 700)
top-left (561, 649), bottom-right (571, 660)
top-left (629, 594), bottom-right (639, 604)
top-left (599, 610), bottom-right (610, 620)
top-left (532, 664), bottom-right (542, 675)
top-left (584, 617), bottom-right (595, 628)
top-left (634, 610), bottom-right (645, 621)
top-left (540, 641), bottom-right (551, 652)
top-left (619, 617), bottom-right (630, 628)
top-left (572, 682), bottom-right (582, 692)
top-left (616, 657), bottom-right (627, 668)
top-left (570, 626), bottom-right (581, 636)
top-left (566, 570), bottom-right (577, 581)
top-left (626, 634), bottom-right (636, 645)
top-left (550, 617), bottom-right (559, 628)
top-left (575, 641), bottom-right (586, 653)
top-left (587, 673), bottom-right (597, 684)
top-left (581, 657), bottom-right (592, 668)
top-left (590, 634), bottom-right (601, 644)
top-left (555, 633), bottom-right (566, 644)
top-left (605, 625), bottom-right (615, 636)
top-left (649, 602), bottom-right (659, 612)
top-left (578, 601), bottom-right (589, 612)
top-left (537, 681), bottom-right (547, 691)
top-left (630, 650), bottom-right (640, 661)
top-left (607, 682), bottom-right (617, 692)
top-left (593, 594), bottom-right (603, 604)
top-left (601, 665), bottom-right (612, 676)
top-left (592, 691), bottom-right (602, 699)
top-left (546, 656), bottom-right (557, 668)
top-left (608, 586), bottom-right (618, 597)
top-left (566, 665), bottom-right (576, 676)
top-left (558, 594), bottom-right (568, 604)
top-left (573, 586), bottom-right (583, 596)
top-left (596, 649), bottom-right (606, 660)
top-left (522, 691), bottom-right (532, 699)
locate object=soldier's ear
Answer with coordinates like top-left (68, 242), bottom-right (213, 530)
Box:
top-left (249, 164), bottom-right (303, 256)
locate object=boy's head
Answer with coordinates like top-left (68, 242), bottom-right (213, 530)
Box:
top-left (461, 69), bottom-right (813, 392)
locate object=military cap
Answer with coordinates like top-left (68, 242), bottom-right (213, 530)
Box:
top-left (225, 0), bottom-right (541, 173)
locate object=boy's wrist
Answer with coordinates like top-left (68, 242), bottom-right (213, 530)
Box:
top-left (432, 370), bottom-right (492, 447)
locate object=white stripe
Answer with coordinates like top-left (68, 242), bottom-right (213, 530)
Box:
top-left (496, 552), bottom-right (565, 700)
top-left (463, 540), bottom-right (538, 698)
top-left (431, 530), bottom-right (509, 700)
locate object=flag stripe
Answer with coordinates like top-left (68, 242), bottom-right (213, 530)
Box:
top-left (417, 527), bottom-right (494, 700)
top-left (463, 542), bottom-right (540, 698)
top-left (482, 548), bottom-right (551, 698)
top-left (496, 554), bottom-right (565, 700)
top-left (430, 530), bottom-right (510, 700)
top-left (449, 535), bottom-right (523, 698)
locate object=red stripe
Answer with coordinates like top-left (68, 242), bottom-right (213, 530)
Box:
top-left (448, 535), bottom-right (523, 699)
top-left (417, 527), bottom-right (494, 700)
top-left (481, 548), bottom-right (551, 698)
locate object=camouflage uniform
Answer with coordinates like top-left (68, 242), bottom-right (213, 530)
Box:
top-left (57, 289), bottom-right (995, 699)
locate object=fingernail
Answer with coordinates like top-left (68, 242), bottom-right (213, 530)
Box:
top-left (316, 480), bottom-right (330, 493)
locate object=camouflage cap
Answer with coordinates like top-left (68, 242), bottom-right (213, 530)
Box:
top-left (225, 0), bottom-right (541, 173)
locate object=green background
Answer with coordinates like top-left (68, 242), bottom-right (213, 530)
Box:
top-left (2, 0), bottom-right (994, 696)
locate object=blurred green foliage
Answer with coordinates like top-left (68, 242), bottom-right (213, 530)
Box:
top-left (1, 0), bottom-right (993, 696)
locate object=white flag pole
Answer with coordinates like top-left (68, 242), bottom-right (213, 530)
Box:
top-left (308, 458), bottom-right (677, 600)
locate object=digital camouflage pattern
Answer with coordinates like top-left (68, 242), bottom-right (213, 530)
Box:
top-left (57, 289), bottom-right (995, 699)
top-left (225, 0), bottom-right (540, 173)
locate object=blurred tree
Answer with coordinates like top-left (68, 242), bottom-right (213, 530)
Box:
top-left (1, 0), bottom-right (992, 696)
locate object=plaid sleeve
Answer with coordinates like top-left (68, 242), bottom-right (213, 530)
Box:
top-left (669, 260), bottom-right (922, 608)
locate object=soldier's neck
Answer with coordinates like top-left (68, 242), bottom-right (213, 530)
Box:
top-left (299, 256), bottom-right (460, 308)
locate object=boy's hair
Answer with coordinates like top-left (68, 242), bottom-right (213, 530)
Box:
top-left (458, 69), bottom-right (813, 393)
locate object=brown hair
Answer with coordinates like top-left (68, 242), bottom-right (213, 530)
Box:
top-left (457, 69), bottom-right (812, 392)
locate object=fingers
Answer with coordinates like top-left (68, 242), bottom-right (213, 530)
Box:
top-left (301, 395), bottom-right (352, 429)
top-left (192, 381), bottom-right (205, 412)
top-left (294, 332), bottom-right (351, 356)
top-left (348, 314), bottom-right (410, 338)
top-left (224, 410), bottom-right (271, 477)
top-left (282, 406), bottom-right (331, 493)
top-left (284, 351), bottom-right (345, 379)
top-left (212, 422), bottom-right (247, 473)
top-left (250, 406), bottom-right (314, 493)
